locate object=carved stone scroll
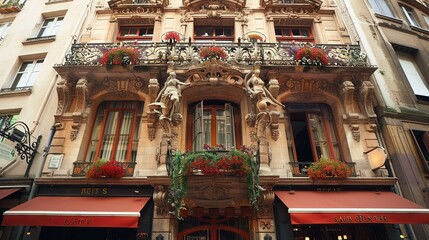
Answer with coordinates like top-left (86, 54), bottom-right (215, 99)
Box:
top-left (55, 78), bottom-right (71, 127)
top-left (359, 81), bottom-right (376, 118)
top-left (71, 78), bottom-right (89, 141)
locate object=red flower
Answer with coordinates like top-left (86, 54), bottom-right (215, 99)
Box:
top-left (307, 157), bottom-right (352, 179)
top-left (199, 46), bottom-right (227, 60)
top-left (164, 31), bottom-right (181, 42)
top-left (296, 47), bottom-right (328, 66)
top-left (100, 47), bottom-right (139, 66)
top-left (86, 159), bottom-right (124, 179)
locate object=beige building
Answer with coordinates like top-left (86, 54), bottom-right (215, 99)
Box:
top-left (337, 0), bottom-right (429, 239)
top-left (1, 0), bottom-right (429, 239)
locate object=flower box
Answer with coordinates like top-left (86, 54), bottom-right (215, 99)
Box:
top-left (199, 46), bottom-right (227, 60)
top-left (295, 46), bottom-right (328, 66)
top-left (307, 156), bottom-right (352, 179)
top-left (86, 159), bottom-right (124, 179)
top-left (100, 47), bottom-right (139, 69)
top-left (168, 148), bottom-right (260, 219)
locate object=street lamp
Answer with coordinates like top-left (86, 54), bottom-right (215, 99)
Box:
top-left (0, 121), bottom-right (42, 177)
top-left (364, 146), bottom-right (387, 171)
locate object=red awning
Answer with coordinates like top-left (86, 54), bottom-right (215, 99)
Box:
top-left (2, 196), bottom-right (150, 228)
top-left (0, 188), bottom-right (20, 199)
top-left (275, 191), bottom-right (429, 224)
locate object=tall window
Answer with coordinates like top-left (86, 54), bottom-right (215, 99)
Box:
top-left (275, 26), bottom-right (313, 43)
top-left (0, 22), bottom-right (12, 41)
top-left (117, 26), bottom-right (154, 41)
top-left (10, 59), bottom-right (44, 89)
top-left (85, 101), bottom-right (143, 162)
top-left (423, 15), bottom-right (429, 28)
top-left (401, 5), bottom-right (421, 27)
top-left (285, 104), bottom-right (340, 163)
top-left (188, 101), bottom-right (241, 151)
top-left (368, 0), bottom-right (395, 18)
top-left (37, 16), bottom-right (64, 38)
top-left (396, 51), bottom-right (429, 101)
top-left (410, 130), bottom-right (429, 173)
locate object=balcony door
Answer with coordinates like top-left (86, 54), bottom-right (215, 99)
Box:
top-left (188, 100), bottom-right (241, 151)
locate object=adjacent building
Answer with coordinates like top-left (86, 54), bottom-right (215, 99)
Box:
top-left (0, 0), bottom-right (428, 239)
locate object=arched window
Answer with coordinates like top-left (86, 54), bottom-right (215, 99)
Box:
top-left (85, 101), bottom-right (143, 162)
top-left (285, 103), bottom-right (340, 163)
top-left (187, 100), bottom-right (241, 151)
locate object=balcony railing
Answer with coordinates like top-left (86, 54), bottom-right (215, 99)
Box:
top-left (289, 161), bottom-right (357, 177)
top-left (58, 42), bottom-right (371, 68)
top-left (72, 161), bottom-right (136, 177)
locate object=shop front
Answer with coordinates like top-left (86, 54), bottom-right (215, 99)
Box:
top-left (274, 190), bottom-right (429, 240)
top-left (1, 184), bottom-right (154, 240)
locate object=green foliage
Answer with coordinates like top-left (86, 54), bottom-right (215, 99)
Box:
top-left (307, 156), bottom-right (352, 179)
top-left (168, 149), bottom-right (260, 219)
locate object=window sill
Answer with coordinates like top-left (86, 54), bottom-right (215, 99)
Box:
top-left (22, 36), bottom-right (56, 45)
top-left (410, 25), bottom-right (429, 35)
top-left (45, 0), bottom-right (73, 4)
top-left (0, 87), bottom-right (32, 97)
top-left (374, 13), bottom-right (403, 24)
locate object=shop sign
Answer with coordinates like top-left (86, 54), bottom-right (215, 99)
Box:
top-left (333, 214), bottom-right (388, 223)
top-left (0, 142), bottom-right (16, 161)
top-left (64, 217), bottom-right (92, 226)
top-left (80, 187), bottom-right (108, 195)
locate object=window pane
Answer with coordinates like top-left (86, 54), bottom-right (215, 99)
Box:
top-left (275, 28), bottom-right (282, 36)
top-left (115, 111), bottom-right (134, 162)
top-left (397, 53), bottom-right (429, 97)
top-left (99, 111), bottom-right (120, 160)
top-left (369, 0), bottom-right (395, 18)
top-left (203, 110), bottom-right (212, 146)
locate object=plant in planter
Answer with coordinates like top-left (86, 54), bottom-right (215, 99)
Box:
top-left (168, 148), bottom-right (260, 219)
top-left (307, 156), bottom-right (352, 179)
top-left (86, 159), bottom-right (124, 179)
top-left (295, 46), bottom-right (328, 66)
top-left (163, 31), bottom-right (181, 42)
top-left (100, 47), bottom-right (139, 69)
top-left (199, 46), bottom-right (227, 60)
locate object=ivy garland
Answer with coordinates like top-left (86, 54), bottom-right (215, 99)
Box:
top-left (168, 149), bottom-right (260, 219)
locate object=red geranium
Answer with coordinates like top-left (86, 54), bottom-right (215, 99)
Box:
top-left (296, 47), bottom-right (328, 66)
top-left (164, 31), bottom-right (181, 42)
top-left (86, 159), bottom-right (124, 179)
top-left (199, 46), bottom-right (227, 60)
top-left (100, 47), bottom-right (139, 66)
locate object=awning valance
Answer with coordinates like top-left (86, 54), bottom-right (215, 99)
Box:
top-left (275, 191), bottom-right (429, 224)
top-left (2, 196), bottom-right (150, 228)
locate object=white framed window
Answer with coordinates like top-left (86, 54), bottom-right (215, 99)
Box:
top-left (401, 5), bottom-right (421, 27)
top-left (423, 15), bottom-right (429, 28)
top-left (396, 52), bottom-right (429, 99)
top-left (0, 22), bottom-right (12, 40)
top-left (10, 59), bottom-right (44, 89)
top-left (368, 0), bottom-right (395, 18)
top-left (36, 16), bottom-right (64, 38)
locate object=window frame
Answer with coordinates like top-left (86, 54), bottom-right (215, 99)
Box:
top-left (410, 130), bottom-right (429, 174)
top-left (395, 50), bottom-right (429, 101)
top-left (36, 16), bottom-right (64, 38)
top-left (275, 26), bottom-right (314, 43)
top-left (186, 101), bottom-right (241, 151)
top-left (10, 59), bottom-right (44, 90)
top-left (117, 26), bottom-right (154, 41)
top-left (84, 101), bottom-right (143, 163)
top-left (368, 0), bottom-right (396, 18)
top-left (194, 26), bottom-right (234, 42)
top-left (400, 5), bottom-right (421, 27)
top-left (0, 22), bottom-right (12, 40)
top-left (285, 104), bottom-right (340, 164)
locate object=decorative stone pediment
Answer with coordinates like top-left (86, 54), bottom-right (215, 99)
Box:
top-left (261, 0), bottom-right (322, 9)
top-left (108, 0), bottom-right (168, 10)
top-left (181, 59), bottom-right (246, 87)
top-left (183, 0), bottom-right (246, 12)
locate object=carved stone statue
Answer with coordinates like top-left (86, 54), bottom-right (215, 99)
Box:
top-left (245, 68), bottom-right (284, 115)
top-left (149, 71), bottom-right (190, 123)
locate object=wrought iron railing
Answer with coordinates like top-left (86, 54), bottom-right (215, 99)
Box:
top-left (288, 161), bottom-right (357, 177)
top-left (58, 42), bottom-right (371, 68)
top-left (72, 161), bottom-right (137, 177)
